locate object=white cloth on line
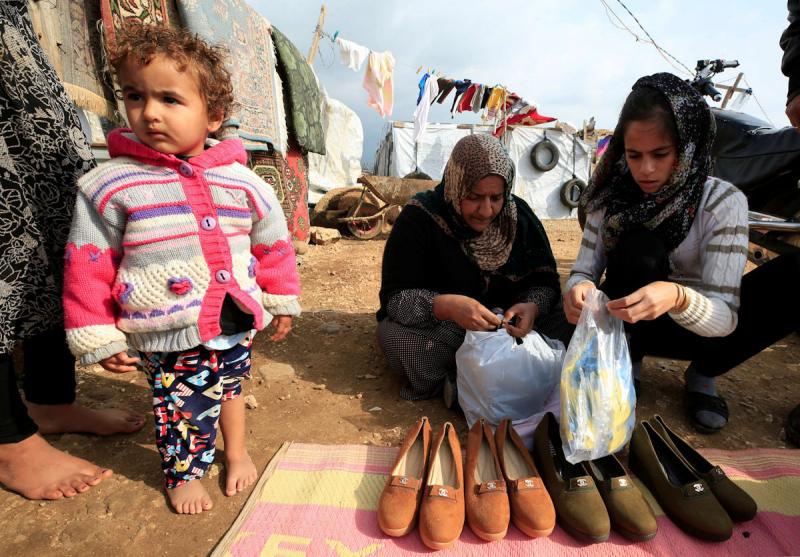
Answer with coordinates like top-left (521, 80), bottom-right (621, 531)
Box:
top-left (336, 37), bottom-right (370, 71)
top-left (413, 74), bottom-right (440, 143)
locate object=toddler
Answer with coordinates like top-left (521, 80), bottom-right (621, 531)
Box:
top-left (62, 24), bottom-right (301, 514)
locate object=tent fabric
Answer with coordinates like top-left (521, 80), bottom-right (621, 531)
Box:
top-left (176, 0), bottom-right (288, 153)
top-left (307, 96), bottom-right (364, 204)
top-left (374, 123), bottom-right (590, 219)
top-left (272, 26), bottom-right (327, 156)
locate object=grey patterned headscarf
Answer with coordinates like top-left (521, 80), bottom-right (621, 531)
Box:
top-left (580, 72), bottom-right (715, 253)
top-left (409, 134), bottom-right (518, 271)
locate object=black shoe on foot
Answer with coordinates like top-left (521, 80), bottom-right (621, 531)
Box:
top-left (687, 392), bottom-right (729, 434)
top-left (787, 404), bottom-right (800, 447)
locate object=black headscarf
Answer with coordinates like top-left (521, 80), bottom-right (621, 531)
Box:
top-left (409, 134), bottom-right (555, 278)
top-left (580, 72), bottom-right (715, 253)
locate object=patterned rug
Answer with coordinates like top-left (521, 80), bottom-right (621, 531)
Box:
top-left (32, 0), bottom-right (119, 120)
top-left (212, 443), bottom-right (800, 556)
top-left (100, 0), bottom-right (169, 52)
top-left (271, 27), bottom-right (326, 156)
top-left (249, 145), bottom-right (310, 249)
top-left (176, 0), bottom-right (287, 153)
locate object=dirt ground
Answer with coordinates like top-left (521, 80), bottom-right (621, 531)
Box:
top-left (2, 219), bottom-right (798, 556)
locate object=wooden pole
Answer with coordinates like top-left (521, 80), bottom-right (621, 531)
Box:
top-left (720, 72), bottom-right (744, 109)
top-left (307, 4), bottom-right (327, 65)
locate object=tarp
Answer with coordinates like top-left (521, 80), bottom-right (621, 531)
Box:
top-left (373, 122), bottom-right (590, 219)
top-left (307, 96), bottom-right (364, 204)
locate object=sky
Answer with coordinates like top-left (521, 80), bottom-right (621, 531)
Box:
top-left (253, 0), bottom-right (791, 168)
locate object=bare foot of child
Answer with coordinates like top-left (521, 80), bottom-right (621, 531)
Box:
top-left (0, 434), bottom-right (112, 499)
top-left (167, 480), bottom-right (213, 514)
top-left (26, 403), bottom-right (146, 436)
top-left (225, 451), bottom-right (257, 496)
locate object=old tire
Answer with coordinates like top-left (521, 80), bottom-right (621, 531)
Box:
top-left (530, 139), bottom-right (559, 171)
top-left (560, 177), bottom-right (586, 209)
top-left (345, 202), bottom-right (383, 240)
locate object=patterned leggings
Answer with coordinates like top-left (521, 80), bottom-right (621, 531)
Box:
top-left (140, 337), bottom-right (252, 488)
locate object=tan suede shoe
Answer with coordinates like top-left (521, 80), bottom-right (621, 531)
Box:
top-left (495, 418), bottom-right (555, 538)
top-left (533, 413), bottom-right (610, 543)
top-left (378, 417), bottom-right (432, 537)
top-left (464, 419), bottom-right (510, 541)
top-left (419, 422), bottom-right (465, 550)
top-left (586, 453), bottom-right (658, 541)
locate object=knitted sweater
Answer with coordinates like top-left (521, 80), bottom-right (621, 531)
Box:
top-left (566, 177), bottom-right (748, 337)
top-left (63, 129), bottom-right (301, 364)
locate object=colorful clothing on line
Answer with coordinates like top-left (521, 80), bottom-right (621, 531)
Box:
top-left (413, 72), bottom-right (440, 143)
top-left (140, 335), bottom-right (254, 488)
top-left (363, 51), bottom-right (395, 118)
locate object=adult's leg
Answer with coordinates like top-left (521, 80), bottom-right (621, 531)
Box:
top-left (688, 253), bottom-right (800, 441)
top-left (0, 353), bottom-right (112, 499)
top-left (22, 328), bottom-right (145, 435)
top-left (377, 318), bottom-right (465, 400)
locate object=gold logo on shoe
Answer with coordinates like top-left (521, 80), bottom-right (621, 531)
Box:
top-left (618, 478), bottom-right (628, 487)
top-left (693, 483), bottom-right (704, 492)
top-left (399, 477), bottom-right (408, 485)
top-left (487, 482), bottom-right (496, 490)
top-left (576, 478), bottom-right (589, 487)
top-left (524, 479), bottom-right (535, 488)
top-left (438, 488), bottom-right (448, 497)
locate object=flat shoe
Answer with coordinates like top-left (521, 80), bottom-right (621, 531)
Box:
top-left (652, 415), bottom-right (756, 522)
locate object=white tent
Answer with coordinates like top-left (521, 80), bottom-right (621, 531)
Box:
top-left (307, 95), bottom-right (364, 204)
top-left (373, 122), bottom-right (591, 219)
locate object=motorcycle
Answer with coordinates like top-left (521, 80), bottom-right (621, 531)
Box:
top-left (692, 59), bottom-right (800, 261)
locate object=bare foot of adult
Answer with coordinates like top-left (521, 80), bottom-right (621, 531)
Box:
top-left (225, 451), bottom-right (257, 496)
top-left (26, 403), bottom-right (145, 436)
top-left (167, 481), bottom-right (213, 514)
top-left (0, 434), bottom-right (112, 499)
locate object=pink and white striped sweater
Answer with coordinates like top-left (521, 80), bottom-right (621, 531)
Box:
top-left (63, 129), bottom-right (301, 364)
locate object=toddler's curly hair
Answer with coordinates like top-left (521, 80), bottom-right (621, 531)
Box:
top-left (109, 24), bottom-right (235, 120)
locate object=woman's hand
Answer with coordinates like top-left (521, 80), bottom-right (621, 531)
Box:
top-left (269, 315), bottom-right (293, 341)
top-left (606, 281), bottom-right (680, 323)
top-left (99, 351), bottom-right (139, 373)
top-left (503, 302), bottom-right (539, 338)
top-left (564, 281), bottom-right (595, 324)
top-left (433, 294), bottom-right (501, 331)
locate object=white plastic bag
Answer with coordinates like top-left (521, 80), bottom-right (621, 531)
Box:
top-left (560, 288), bottom-right (635, 464)
top-left (456, 329), bottom-right (565, 429)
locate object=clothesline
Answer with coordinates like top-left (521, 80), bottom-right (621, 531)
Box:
top-left (321, 31), bottom-right (557, 143)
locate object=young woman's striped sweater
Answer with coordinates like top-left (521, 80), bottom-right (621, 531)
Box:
top-left (63, 129), bottom-right (300, 364)
top-left (566, 177), bottom-right (748, 337)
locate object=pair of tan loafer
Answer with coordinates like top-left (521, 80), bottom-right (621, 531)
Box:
top-left (378, 417), bottom-right (555, 549)
top-left (377, 417), bottom-right (463, 550)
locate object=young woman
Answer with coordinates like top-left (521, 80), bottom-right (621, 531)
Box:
top-left (565, 72), bottom-right (800, 435)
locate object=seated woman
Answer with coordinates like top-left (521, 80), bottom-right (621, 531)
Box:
top-left (377, 134), bottom-right (572, 402)
top-left (565, 72), bottom-right (800, 435)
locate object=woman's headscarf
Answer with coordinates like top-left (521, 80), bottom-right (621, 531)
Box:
top-left (408, 134), bottom-right (517, 272)
top-left (579, 72), bottom-right (716, 253)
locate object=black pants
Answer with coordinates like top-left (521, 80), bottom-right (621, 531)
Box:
top-left (0, 329), bottom-right (76, 443)
top-left (601, 229), bottom-right (800, 377)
